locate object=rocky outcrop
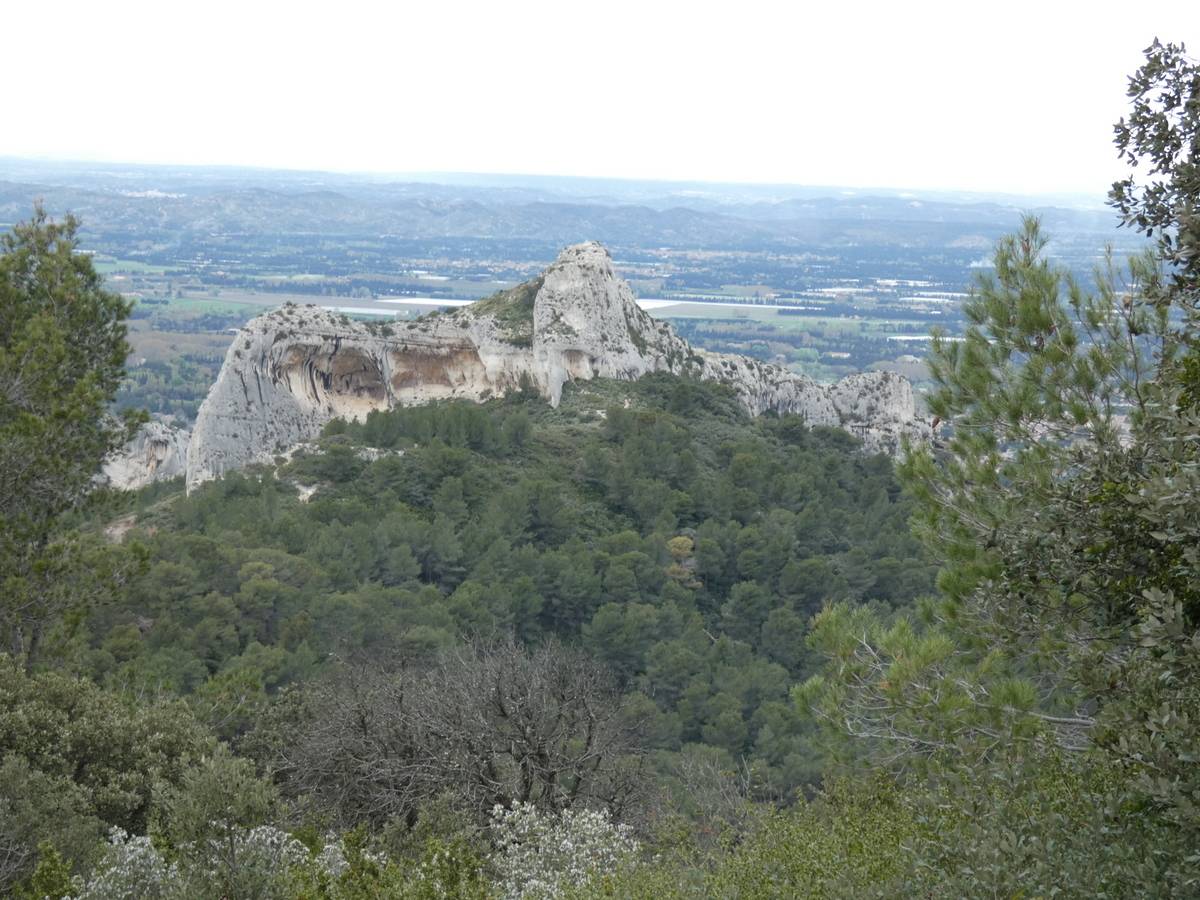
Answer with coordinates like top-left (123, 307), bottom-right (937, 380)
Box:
top-left (187, 242), bottom-right (928, 490)
top-left (104, 419), bottom-right (191, 490)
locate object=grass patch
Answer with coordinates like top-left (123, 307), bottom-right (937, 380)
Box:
top-left (462, 275), bottom-right (543, 345)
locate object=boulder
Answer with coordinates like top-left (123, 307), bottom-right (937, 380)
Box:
top-left (104, 419), bottom-right (190, 490)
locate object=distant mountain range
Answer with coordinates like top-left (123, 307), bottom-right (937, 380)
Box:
top-left (0, 158), bottom-right (1133, 253)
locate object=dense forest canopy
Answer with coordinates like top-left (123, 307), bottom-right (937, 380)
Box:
top-left (0, 40), bottom-right (1197, 899)
top-left (84, 375), bottom-right (932, 791)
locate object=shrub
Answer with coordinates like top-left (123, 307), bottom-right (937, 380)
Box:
top-left (490, 802), bottom-right (641, 900)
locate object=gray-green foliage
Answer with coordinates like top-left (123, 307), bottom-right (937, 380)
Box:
top-left (76, 753), bottom-right (360, 900)
top-left (0, 757), bottom-right (104, 892)
top-left (490, 801), bottom-right (640, 900)
top-left (158, 744), bottom-right (277, 841)
top-left (1110, 38), bottom-right (1200, 291)
top-left (0, 662), bottom-right (212, 891)
top-left (74, 824), bottom-right (487, 900)
top-left (73, 826), bottom-right (308, 900)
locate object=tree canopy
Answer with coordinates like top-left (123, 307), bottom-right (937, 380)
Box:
top-left (0, 207), bottom-right (142, 668)
top-left (798, 39), bottom-right (1200, 896)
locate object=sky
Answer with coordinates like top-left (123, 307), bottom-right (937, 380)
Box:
top-left (5, 0), bottom-right (1196, 196)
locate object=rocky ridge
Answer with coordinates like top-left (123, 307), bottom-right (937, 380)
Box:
top-left (186, 242), bottom-right (929, 490)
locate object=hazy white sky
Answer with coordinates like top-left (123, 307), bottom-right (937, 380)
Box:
top-left (5, 0), bottom-right (1195, 195)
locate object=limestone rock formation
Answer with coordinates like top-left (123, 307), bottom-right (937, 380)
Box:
top-left (104, 419), bottom-right (191, 490)
top-left (187, 242), bottom-right (928, 490)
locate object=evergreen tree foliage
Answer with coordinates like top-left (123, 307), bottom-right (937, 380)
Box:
top-left (799, 39), bottom-right (1200, 895)
top-left (0, 206), bottom-right (142, 667)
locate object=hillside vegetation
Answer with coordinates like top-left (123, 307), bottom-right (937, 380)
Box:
top-left (1, 40), bottom-right (1198, 899)
top-left (84, 374), bottom-right (931, 789)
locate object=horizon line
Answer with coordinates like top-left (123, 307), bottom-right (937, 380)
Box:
top-left (0, 154), bottom-right (1112, 208)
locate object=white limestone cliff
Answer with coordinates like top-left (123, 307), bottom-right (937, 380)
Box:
top-left (186, 242), bottom-right (928, 490)
top-left (104, 419), bottom-right (191, 490)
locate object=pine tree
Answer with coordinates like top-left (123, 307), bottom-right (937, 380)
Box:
top-left (799, 40), bottom-right (1200, 894)
top-left (0, 206), bottom-right (142, 667)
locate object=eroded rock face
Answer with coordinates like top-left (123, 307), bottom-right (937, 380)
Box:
top-left (104, 419), bottom-right (191, 490)
top-left (187, 242), bottom-right (929, 490)
top-left (533, 243), bottom-right (688, 403)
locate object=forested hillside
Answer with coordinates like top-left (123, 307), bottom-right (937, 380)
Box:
top-left (6, 348), bottom-right (940, 896)
top-left (81, 374), bottom-right (931, 793)
top-left (1, 40), bottom-right (1198, 900)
